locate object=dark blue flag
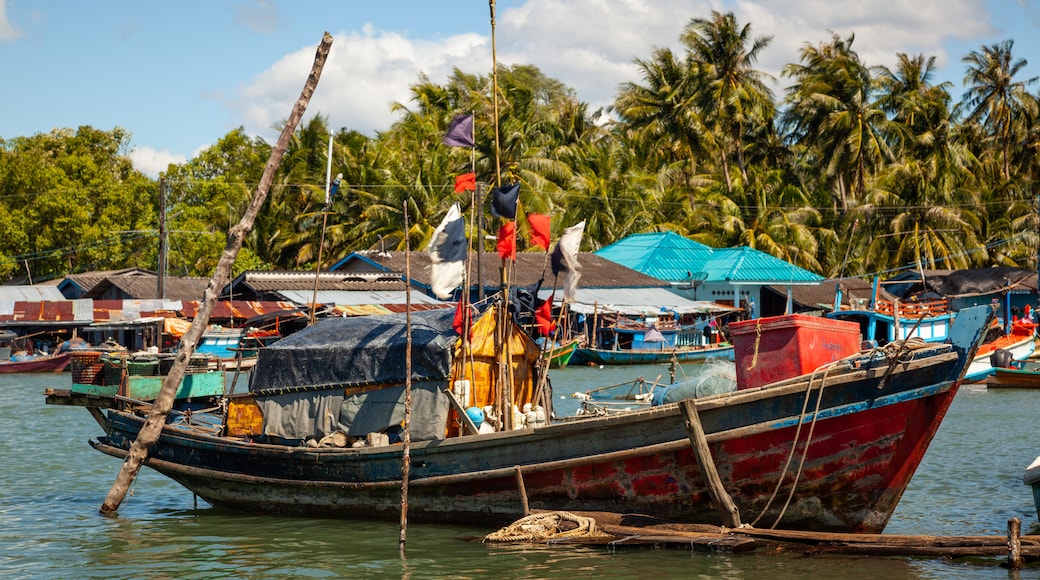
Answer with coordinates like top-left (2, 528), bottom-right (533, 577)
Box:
top-left (491, 182), bottom-right (520, 219)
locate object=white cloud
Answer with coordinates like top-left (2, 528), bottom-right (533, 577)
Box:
top-left (227, 0), bottom-right (1005, 141)
top-left (233, 26), bottom-right (488, 141)
top-left (0, 0), bottom-right (21, 42)
top-left (130, 146), bottom-right (188, 179)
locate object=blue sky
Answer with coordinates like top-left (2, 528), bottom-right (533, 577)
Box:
top-left (3, 0), bottom-right (1040, 178)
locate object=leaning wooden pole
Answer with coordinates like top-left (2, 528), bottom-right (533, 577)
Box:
top-left (99, 31), bottom-right (334, 514)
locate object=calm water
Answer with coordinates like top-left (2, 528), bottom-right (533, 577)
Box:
top-left (4, 364), bottom-right (1040, 579)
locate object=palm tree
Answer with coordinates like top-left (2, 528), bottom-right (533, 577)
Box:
top-left (961, 39), bottom-right (1037, 181)
top-left (681, 11), bottom-right (775, 191)
top-left (782, 33), bottom-right (891, 214)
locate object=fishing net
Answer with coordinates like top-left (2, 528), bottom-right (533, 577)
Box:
top-left (483, 511), bottom-right (612, 543)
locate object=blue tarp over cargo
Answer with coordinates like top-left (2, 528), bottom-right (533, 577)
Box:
top-left (248, 308), bottom-right (458, 396)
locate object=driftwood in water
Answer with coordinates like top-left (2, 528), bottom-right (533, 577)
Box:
top-left (99, 32), bottom-right (334, 514)
top-left (486, 511), bottom-right (1040, 561)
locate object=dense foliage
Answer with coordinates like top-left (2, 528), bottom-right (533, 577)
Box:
top-left (2, 12), bottom-right (1039, 283)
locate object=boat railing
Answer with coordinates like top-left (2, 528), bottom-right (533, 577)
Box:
top-left (874, 298), bottom-right (949, 317)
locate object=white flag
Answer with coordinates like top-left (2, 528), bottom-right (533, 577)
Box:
top-left (551, 220), bottom-right (585, 302)
top-left (427, 203), bottom-right (467, 299)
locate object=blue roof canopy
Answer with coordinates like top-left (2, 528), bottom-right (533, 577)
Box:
top-left (596, 232), bottom-right (822, 285)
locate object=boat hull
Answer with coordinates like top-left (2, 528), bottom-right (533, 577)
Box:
top-left (575, 344), bottom-right (734, 365)
top-left (986, 366), bottom-right (1040, 388)
top-left (92, 346), bottom-right (962, 533)
top-left (0, 353), bottom-right (70, 374)
top-left (965, 324), bottom-right (1036, 382)
top-left (546, 338), bottom-right (581, 369)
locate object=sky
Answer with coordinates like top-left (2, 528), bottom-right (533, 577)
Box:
top-left (3, 0), bottom-right (1040, 178)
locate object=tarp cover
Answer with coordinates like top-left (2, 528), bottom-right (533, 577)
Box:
top-left (258, 380), bottom-right (449, 441)
top-left (249, 308), bottom-right (457, 396)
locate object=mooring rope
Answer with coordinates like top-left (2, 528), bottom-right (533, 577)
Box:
top-left (747, 336), bottom-right (928, 529)
top-left (483, 511), bottom-right (612, 543)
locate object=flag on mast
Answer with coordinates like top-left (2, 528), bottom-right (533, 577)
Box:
top-left (454, 172), bottom-right (476, 193)
top-left (427, 203), bottom-right (468, 299)
top-left (527, 213), bottom-right (550, 250)
top-left (551, 220), bottom-right (585, 302)
top-left (443, 114), bottom-right (475, 147)
top-left (490, 182), bottom-right (520, 219)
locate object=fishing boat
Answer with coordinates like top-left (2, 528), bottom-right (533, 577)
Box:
top-left (986, 360), bottom-right (1040, 388)
top-left (0, 331), bottom-right (72, 373)
top-left (49, 301), bottom-right (993, 533)
top-left (544, 337), bottom-right (581, 369)
top-left (574, 310), bottom-right (734, 366)
top-left (964, 318), bottom-right (1036, 382)
top-left (1024, 456), bottom-right (1040, 524)
top-left (826, 286), bottom-right (955, 345)
top-left (195, 327), bottom-right (281, 371)
top-left (0, 352), bottom-right (70, 374)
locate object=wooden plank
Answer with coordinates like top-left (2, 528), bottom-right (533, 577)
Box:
top-left (679, 399), bottom-right (741, 528)
top-left (44, 388), bottom-right (118, 409)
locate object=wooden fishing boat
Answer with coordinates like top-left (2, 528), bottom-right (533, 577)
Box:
top-left (0, 352), bottom-right (70, 374)
top-left (965, 319), bottom-right (1036, 382)
top-left (574, 312), bottom-right (734, 365)
top-left (986, 361), bottom-right (1040, 388)
top-left (48, 302), bottom-right (993, 533)
top-left (575, 342), bottom-right (734, 366)
top-left (545, 337), bottom-right (581, 368)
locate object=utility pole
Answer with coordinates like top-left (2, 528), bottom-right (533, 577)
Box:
top-left (157, 177), bottom-right (167, 299)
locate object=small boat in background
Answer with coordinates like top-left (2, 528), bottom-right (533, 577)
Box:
top-left (986, 360), bottom-right (1040, 389)
top-left (544, 337), bottom-right (581, 369)
top-left (0, 352), bottom-right (70, 374)
top-left (0, 331), bottom-right (72, 373)
top-left (965, 318), bottom-right (1036, 382)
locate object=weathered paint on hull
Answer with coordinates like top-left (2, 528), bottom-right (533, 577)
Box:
top-left (575, 344), bottom-right (735, 366)
top-left (93, 350), bottom-right (961, 533)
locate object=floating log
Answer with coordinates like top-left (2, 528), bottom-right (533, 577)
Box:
top-left (481, 511), bottom-right (1040, 561)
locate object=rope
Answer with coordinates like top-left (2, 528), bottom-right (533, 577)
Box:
top-left (748, 319), bottom-right (763, 370)
top-left (483, 511), bottom-right (612, 543)
top-left (748, 336), bottom-right (927, 528)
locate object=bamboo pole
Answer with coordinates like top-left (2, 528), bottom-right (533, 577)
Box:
top-left (99, 32), bottom-right (334, 514)
top-left (400, 201), bottom-right (413, 555)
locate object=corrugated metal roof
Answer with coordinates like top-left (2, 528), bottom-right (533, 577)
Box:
top-left (597, 232), bottom-right (822, 285)
top-left (704, 247), bottom-right (823, 284)
top-left (0, 285), bottom-right (66, 305)
top-left (278, 289), bottom-right (446, 306)
top-left (538, 287), bottom-right (736, 315)
top-left (332, 250), bottom-right (667, 289)
top-left (596, 232), bottom-right (714, 281)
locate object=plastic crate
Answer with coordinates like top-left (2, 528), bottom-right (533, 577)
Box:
top-left (70, 351), bottom-right (104, 385)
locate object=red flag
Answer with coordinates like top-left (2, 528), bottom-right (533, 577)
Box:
top-left (497, 222), bottom-right (516, 260)
top-left (535, 297), bottom-right (556, 337)
top-left (527, 213), bottom-right (550, 250)
top-left (453, 300), bottom-right (472, 339)
top-left (454, 172), bottom-right (476, 193)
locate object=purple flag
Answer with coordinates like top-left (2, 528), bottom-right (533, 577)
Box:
top-left (443, 114), bottom-right (474, 147)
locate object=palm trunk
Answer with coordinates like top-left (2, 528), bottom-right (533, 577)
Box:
top-left (99, 32), bottom-right (334, 514)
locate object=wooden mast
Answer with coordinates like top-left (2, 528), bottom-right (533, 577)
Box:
top-left (99, 32), bottom-right (334, 514)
